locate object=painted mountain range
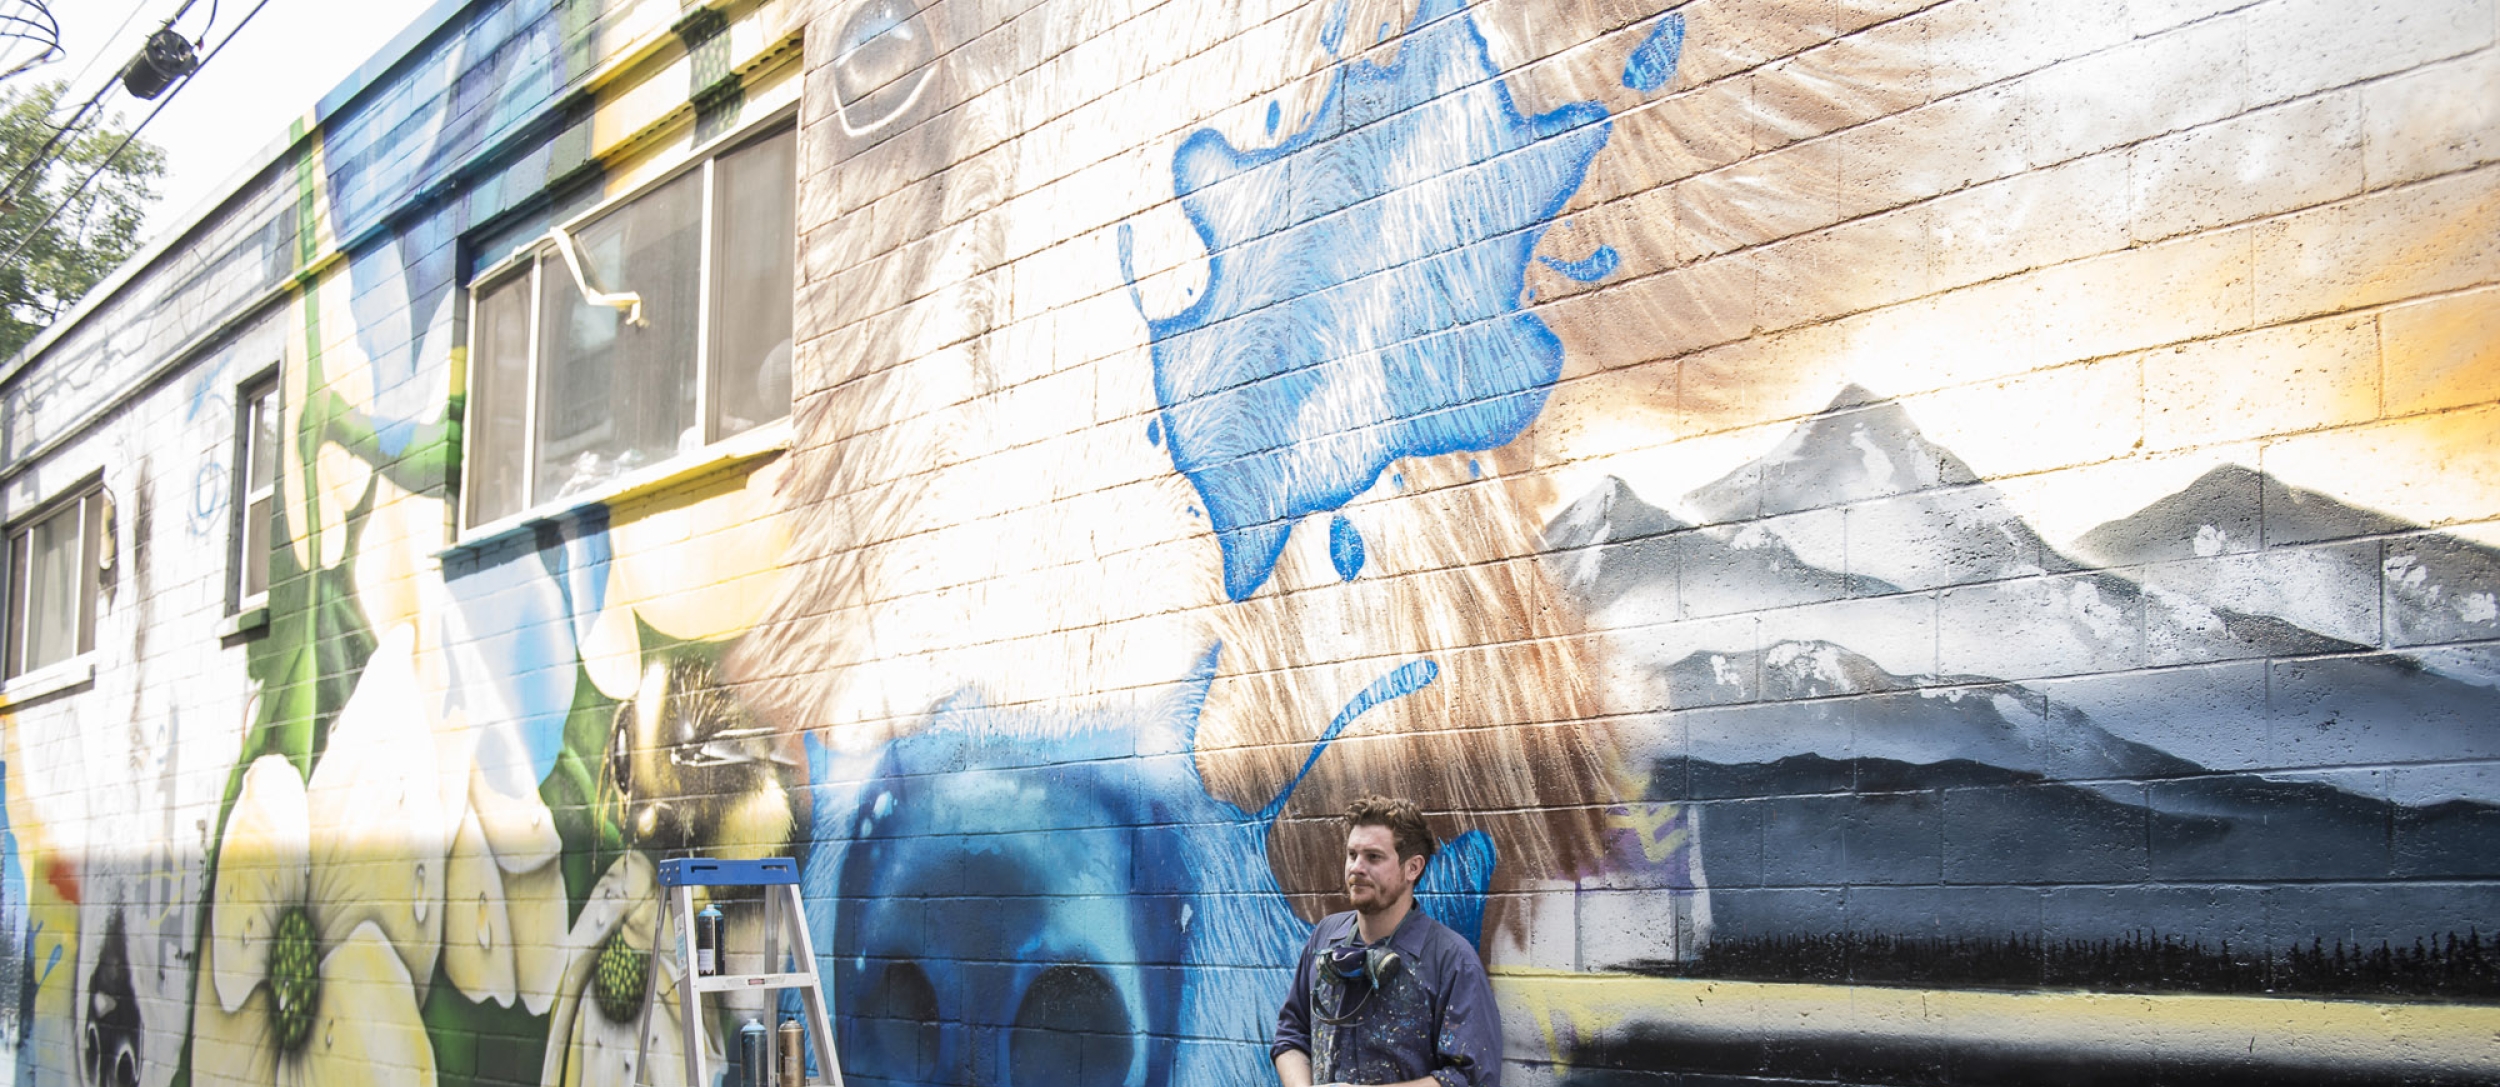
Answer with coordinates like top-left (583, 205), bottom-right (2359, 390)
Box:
top-left (1544, 387), bottom-right (2500, 959)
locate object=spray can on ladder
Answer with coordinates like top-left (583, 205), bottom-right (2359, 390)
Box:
top-left (738, 1018), bottom-right (769, 1087)
top-left (696, 903), bottom-right (725, 976)
top-left (777, 1013), bottom-right (806, 1086)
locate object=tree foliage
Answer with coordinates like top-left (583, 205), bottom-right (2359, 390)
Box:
top-left (0, 79), bottom-right (162, 360)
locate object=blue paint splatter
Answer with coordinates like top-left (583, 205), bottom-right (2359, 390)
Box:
top-left (1392, 472), bottom-right (1405, 490)
top-left (1123, 0), bottom-right (1610, 601)
top-left (1148, 417), bottom-right (1163, 446)
top-left (1622, 13), bottom-right (1685, 93)
top-left (1328, 512), bottom-right (1366, 581)
top-left (1266, 100), bottom-right (1282, 134)
top-left (1538, 244), bottom-right (1619, 281)
top-left (1321, 0), bottom-right (1349, 54)
top-left (1468, 458), bottom-right (1482, 478)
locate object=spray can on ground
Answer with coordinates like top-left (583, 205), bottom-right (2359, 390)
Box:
top-left (696, 903), bottom-right (725, 976)
top-left (738, 1018), bottom-right (768, 1087)
top-left (777, 1014), bottom-right (806, 1086)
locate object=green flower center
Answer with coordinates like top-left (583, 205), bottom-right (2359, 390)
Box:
top-left (593, 932), bottom-right (648, 1024)
top-left (268, 907), bottom-right (322, 1053)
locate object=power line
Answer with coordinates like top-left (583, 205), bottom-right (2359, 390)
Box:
top-left (0, 0), bottom-right (62, 82)
top-left (0, 0), bottom-right (187, 213)
top-left (50, 0), bottom-right (151, 99)
top-left (0, 0), bottom-right (266, 268)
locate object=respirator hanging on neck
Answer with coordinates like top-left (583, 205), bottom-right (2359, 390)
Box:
top-left (1314, 937), bottom-right (1405, 1023)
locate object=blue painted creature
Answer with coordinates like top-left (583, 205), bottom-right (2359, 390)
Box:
top-left (808, 648), bottom-right (1495, 1087)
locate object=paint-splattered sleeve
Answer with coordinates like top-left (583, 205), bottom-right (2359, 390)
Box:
top-left (1273, 923), bottom-right (1325, 1061)
top-left (1428, 932), bottom-right (1503, 1087)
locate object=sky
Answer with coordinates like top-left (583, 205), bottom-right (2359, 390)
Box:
top-left (35, 0), bottom-right (443, 244)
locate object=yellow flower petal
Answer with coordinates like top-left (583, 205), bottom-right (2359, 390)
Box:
top-left (507, 859), bottom-right (570, 1016)
top-left (212, 756), bottom-right (312, 1014)
top-left (292, 923), bottom-right (438, 1087)
top-left (471, 762), bottom-right (561, 874)
top-left (305, 626), bottom-right (446, 994)
top-left (540, 853), bottom-right (658, 1087)
top-left (351, 476), bottom-right (444, 648)
top-left (604, 457), bottom-right (791, 644)
top-left (580, 594), bottom-right (644, 701)
top-left (442, 807), bottom-right (516, 1007)
top-left (563, 960), bottom-right (695, 1087)
top-left (192, 944), bottom-right (280, 1087)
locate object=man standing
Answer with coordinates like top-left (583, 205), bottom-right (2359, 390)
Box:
top-left (1274, 796), bottom-right (1502, 1087)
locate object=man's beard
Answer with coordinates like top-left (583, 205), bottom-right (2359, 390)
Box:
top-left (1348, 879), bottom-right (1405, 914)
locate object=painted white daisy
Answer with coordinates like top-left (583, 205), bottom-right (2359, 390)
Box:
top-left (190, 626), bottom-right (449, 1087)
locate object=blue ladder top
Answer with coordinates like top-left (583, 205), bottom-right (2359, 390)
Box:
top-left (658, 857), bottom-right (800, 888)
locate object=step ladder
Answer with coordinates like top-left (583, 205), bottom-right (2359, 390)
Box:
top-left (633, 857), bottom-right (846, 1087)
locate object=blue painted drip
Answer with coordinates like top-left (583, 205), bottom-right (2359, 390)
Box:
top-left (1321, 0), bottom-right (1349, 54)
top-left (1148, 417), bottom-right (1163, 446)
top-left (1267, 100), bottom-right (1283, 134)
top-left (1123, 0), bottom-right (1610, 601)
top-left (1622, 13), bottom-right (1686, 93)
top-left (1538, 244), bottom-right (1619, 281)
top-left (1392, 472), bottom-right (1405, 490)
top-left (1468, 458), bottom-right (1482, 478)
top-left (1328, 512), bottom-right (1366, 581)
top-left (1415, 829), bottom-right (1497, 950)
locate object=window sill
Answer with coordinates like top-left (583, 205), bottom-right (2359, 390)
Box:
top-left (220, 603), bottom-right (271, 641)
top-left (0, 655), bottom-right (95, 709)
top-left (449, 419), bottom-right (791, 556)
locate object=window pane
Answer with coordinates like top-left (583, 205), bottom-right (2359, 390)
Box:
top-left (242, 494), bottom-right (271, 600)
top-left (537, 170), bottom-right (703, 501)
top-left (468, 272), bottom-right (536, 525)
top-left (247, 385), bottom-right (279, 494)
top-left (710, 127), bottom-right (796, 439)
top-left (238, 382), bottom-right (278, 602)
top-left (78, 492), bottom-right (99, 656)
top-left (21, 500), bottom-right (84, 674)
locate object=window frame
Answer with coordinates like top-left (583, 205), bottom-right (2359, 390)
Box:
top-left (229, 367), bottom-right (281, 614)
top-left (459, 109), bottom-right (798, 537)
top-left (4, 476), bottom-right (105, 682)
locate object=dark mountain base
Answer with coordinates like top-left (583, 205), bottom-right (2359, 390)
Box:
top-left (1620, 929), bottom-right (2500, 1002)
top-left (1555, 1021), bottom-right (2496, 1087)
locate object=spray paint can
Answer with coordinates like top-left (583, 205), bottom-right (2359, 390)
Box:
top-left (738, 1018), bottom-right (769, 1087)
top-left (777, 1014), bottom-right (806, 1087)
top-left (696, 903), bottom-right (725, 976)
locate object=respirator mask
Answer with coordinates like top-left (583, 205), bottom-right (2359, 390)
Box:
top-left (1314, 938), bottom-right (1404, 1023)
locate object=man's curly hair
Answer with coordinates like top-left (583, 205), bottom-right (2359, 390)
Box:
top-left (1344, 795), bottom-right (1436, 865)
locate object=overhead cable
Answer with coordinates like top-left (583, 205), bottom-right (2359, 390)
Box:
top-left (0, 0), bottom-right (268, 268)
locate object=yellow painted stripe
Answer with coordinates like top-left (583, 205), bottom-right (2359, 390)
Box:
top-left (1495, 968), bottom-right (2500, 1076)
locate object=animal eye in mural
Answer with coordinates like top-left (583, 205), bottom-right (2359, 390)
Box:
top-left (602, 655), bottom-right (802, 854)
top-left (828, 0), bottom-right (935, 137)
top-left (1009, 964), bottom-right (1133, 1087)
top-left (80, 913), bottom-right (138, 1087)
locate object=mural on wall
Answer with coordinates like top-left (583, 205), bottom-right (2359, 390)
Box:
top-left (0, 0), bottom-right (2493, 1085)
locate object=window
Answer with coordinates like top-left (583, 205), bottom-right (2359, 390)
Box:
top-left (233, 375), bottom-right (279, 607)
top-left (463, 122), bottom-right (796, 530)
top-left (7, 483), bottom-right (103, 679)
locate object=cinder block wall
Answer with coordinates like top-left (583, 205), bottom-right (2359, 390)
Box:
top-left (0, 1), bottom-right (2491, 1086)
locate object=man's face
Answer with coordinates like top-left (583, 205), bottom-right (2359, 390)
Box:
top-left (1343, 823), bottom-right (1424, 915)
